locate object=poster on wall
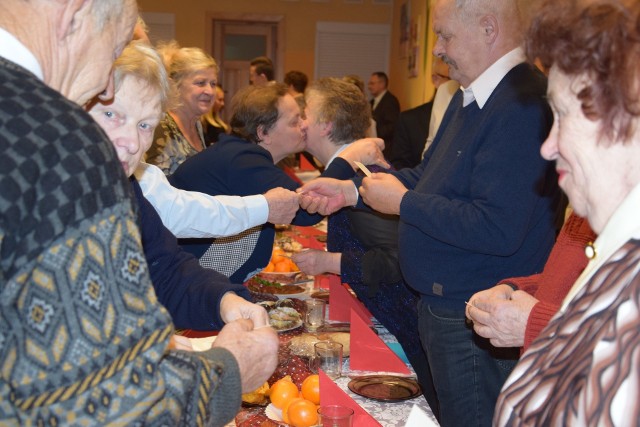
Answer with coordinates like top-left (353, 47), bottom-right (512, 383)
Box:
top-left (400, 1), bottom-right (410, 58)
top-left (408, 16), bottom-right (420, 77)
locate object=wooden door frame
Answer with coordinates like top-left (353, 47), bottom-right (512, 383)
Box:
top-left (205, 12), bottom-right (285, 82)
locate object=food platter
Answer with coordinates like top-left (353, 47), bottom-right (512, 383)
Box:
top-left (247, 276), bottom-right (307, 297)
top-left (260, 304), bottom-right (304, 333)
top-left (348, 375), bottom-right (422, 402)
top-left (258, 271), bottom-right (309, 285)
top-left (274, 319), bottom-right (303, 333)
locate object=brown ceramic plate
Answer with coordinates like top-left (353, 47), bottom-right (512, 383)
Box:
top-left (348, 376), bottom-right (422, 402)
top-left (310, 290), bottom-right (330, 302)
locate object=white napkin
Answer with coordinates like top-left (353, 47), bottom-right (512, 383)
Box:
top-left (404, 404), bottom-right (439, 426)
top-left (188, 336), bottom-right (217, 352)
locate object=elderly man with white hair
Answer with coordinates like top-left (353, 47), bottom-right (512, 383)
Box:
top-left (0, 1), bottom-right (276, 425)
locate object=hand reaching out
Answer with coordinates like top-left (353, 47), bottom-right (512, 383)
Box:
top-left (264, 187), bottom-right (299, 225)
top-left (297, 178), bottom-right (358, 215)
top-left (337, 137), bottom-right (389, 170)
top-left (291, 249), bottom-right (341, 275)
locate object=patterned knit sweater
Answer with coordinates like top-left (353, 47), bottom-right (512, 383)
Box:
top-left (0, 57), bottom-right (241, 426)
top-left (502, 212), bottom-right (596, 352)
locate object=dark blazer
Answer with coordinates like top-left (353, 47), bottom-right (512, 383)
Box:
top-left (389, 101), bottom-right (433, 169)
top-left (372, 90), bottom-right (400, 157)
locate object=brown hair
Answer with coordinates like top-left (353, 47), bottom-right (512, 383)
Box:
top-left (230, 83), bottom-right (288, 143)
top-left (527, 0), bottom-right (640, 142)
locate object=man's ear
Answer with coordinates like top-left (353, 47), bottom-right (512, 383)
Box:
top-left (480, 15), bottom-right (498, 44)
top-left (57, 0), bottom-right (91, 40)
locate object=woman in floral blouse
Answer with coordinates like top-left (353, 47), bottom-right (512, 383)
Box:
top-left (146, 41), bottom-right (218, 175)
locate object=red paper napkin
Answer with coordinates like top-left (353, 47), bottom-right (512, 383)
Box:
top-left (329, 281), bottom-right (373, 324)
top-left (349, 309), bottom-right (411, 375)
top-left (314, 273), bottom-right (340, 290)
top-left (288, 226), bottom-right (325, 250)
top-left (318, 369), bottom-right (382, 427)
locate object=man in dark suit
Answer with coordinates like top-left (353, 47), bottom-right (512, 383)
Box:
top-left (368, 71), bottom-right (400, 158)
top-left (389, 57), bottom-right (452, 169)
top-left (389, 102), bottom-right (433, 169)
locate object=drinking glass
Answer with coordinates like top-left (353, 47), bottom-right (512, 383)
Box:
top-left (317, 405), bottom-right (354, 427)
top-left (304, 298), bottom-right (326, 331)
top-left (313, 341), bottom-right (343, 380)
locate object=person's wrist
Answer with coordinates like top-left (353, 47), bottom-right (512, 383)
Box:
top-left (348, 182), bottom-right (359, 206)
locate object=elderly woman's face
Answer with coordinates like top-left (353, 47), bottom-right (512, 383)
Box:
top-left (178, 68), bottom-right (217, 117)
top-left (88, 76), bottom-right (162, 177)
top-left (541, 67), bottom-right (632, 231)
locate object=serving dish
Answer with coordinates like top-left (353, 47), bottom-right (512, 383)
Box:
top-left (348, 375), bottom-right (421, 402)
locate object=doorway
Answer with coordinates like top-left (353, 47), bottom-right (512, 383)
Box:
top-left (207, 14), bottom-right (284, 123)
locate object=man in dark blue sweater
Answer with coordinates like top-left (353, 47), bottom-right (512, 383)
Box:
top-left (298, 0), bottom-right (562, 425)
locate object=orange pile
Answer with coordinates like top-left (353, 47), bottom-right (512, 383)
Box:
top-left (269, 375), bottom-right (319, 427)
top-left (263, 246), bottom-right (300, 273)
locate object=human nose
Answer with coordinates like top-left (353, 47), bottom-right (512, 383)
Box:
top-left (115, 126), bottom-right (142, 154)
top-left (540, 124), bottom-right (558, 161)
top-left (98, 69), bottom-right (116, 101)
top-left (433, 42), bottom-right (445, 59)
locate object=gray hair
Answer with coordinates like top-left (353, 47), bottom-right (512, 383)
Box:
top-left (90, 0), bottom-right (137, 30)
top-left (306, 77), bottom-right (371, 145)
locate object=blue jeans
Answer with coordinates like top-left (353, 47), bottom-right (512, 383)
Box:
top-left (417, 299), bottom-right (518, 427)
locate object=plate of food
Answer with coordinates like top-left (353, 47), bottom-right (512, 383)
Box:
top-left (247, 276), bottom-right (307, 298)
top-left (259, 303), bottom-right (304, 332)
top-left (258, 271), bottom-right (310, 285)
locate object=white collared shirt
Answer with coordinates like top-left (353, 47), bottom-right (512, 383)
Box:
top-left (561, 181), bottom-right (640, 311)
top-left (371, 90), bottom-right (387, 111)
top-left (0, 27), bottom-right (43, 80)
top-left (325, 143), bottom-right (350, 168)
top-left (461, 47), bottom-right (527, 108)
top-left (134, 162), bottom-right (269, 239)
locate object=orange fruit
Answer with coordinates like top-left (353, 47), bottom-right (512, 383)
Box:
top-left (301, 374), bottom-right (320, 405)
top-left (271, 247), bottom-right (287, 263)
top-left (269, 378), bottom-right (299, 409)
top-left (263, 262), bottom-right (275, 272)
top-left (281, 397), bottom-right (303, 424)
top-left (274, 260), bottom-right (291, 273)
top-left (287, 398), bottom-right (318, 427)
top-left (289, 259), bottom-right (300, 272)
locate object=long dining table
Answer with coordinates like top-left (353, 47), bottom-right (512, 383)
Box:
top-left (184, 222), bottom-right (439, 426)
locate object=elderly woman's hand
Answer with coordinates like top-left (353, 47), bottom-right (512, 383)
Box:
top-left (467, 285), bottom-right (538, 348)
top-left (291, 249), bottom-right (341, 276)
top-left (337, 137), bottom-right (390, 170)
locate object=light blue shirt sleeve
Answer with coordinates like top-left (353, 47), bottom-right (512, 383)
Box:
top-left (134, 162), bottom-right (269, 238)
